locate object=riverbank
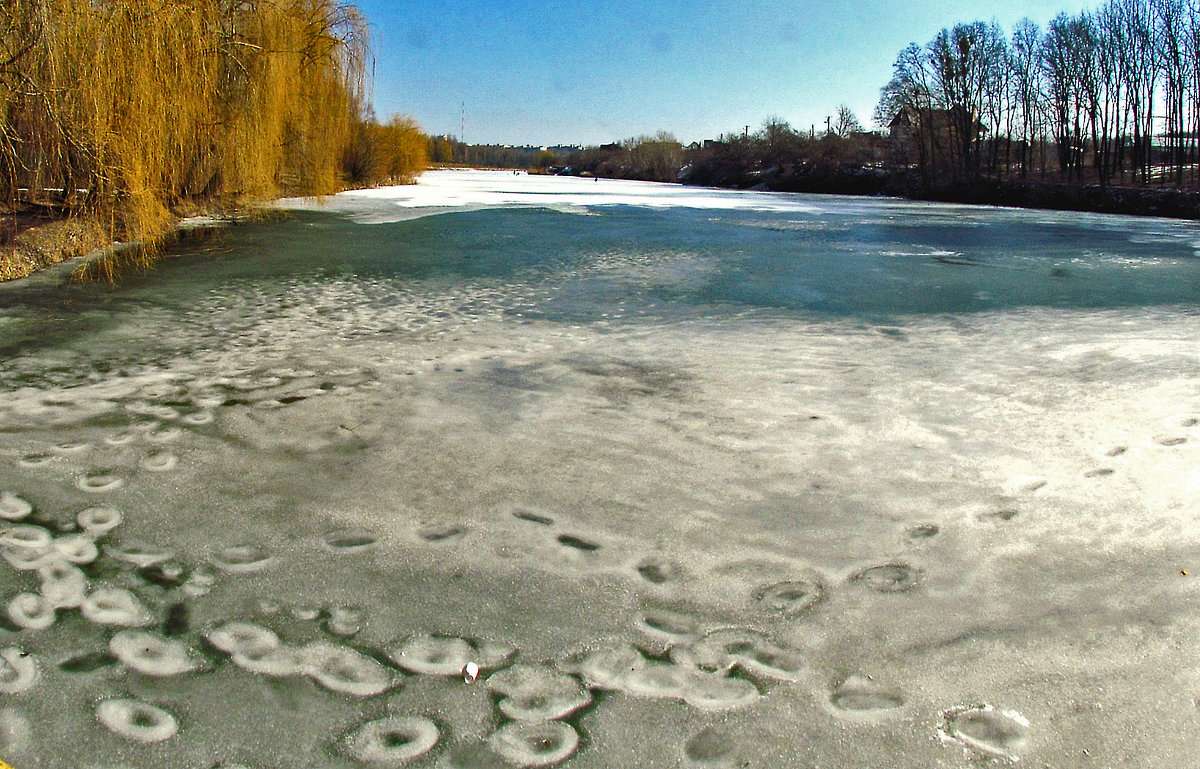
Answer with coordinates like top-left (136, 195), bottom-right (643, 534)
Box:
top-left (688, 165), bottom-right (1200, 221)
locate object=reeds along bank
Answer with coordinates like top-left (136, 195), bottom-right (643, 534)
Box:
top-left (0, 0), bottom-right (391, 243)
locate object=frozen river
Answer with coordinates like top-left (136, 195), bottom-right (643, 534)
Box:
top-left (1, 170), bottom-right (1199, 767)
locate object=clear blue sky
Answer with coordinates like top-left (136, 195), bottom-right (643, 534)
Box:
top-left (354, 0), bottom-right (1095, 146)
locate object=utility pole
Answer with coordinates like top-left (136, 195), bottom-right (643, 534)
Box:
top-left (825, 116), bottom-right (832, 136)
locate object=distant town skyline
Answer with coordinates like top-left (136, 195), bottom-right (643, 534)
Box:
top-left (354, 0), bottom-right (1097, 146)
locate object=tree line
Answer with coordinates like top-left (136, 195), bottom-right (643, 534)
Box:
top-left (1, 0), bottom-right (426, 252)
top-left (878, 0), bottom-right (1200, 189)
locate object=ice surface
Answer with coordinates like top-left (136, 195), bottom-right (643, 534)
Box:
top-left (1, 171), bottom-right (1199, 766)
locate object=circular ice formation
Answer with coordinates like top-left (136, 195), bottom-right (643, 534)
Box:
top-left (7, 593), bottom-right (55, 630)
top-left (0, 648), bottom-right (39, 694)
top-left (18, 453), bottom-right (56, 467)
top-left (0, 545), bottom-right (55, 571)
top-left (323, 529), bottom-right (376, 553)
top-left (488, 664), bottom-right (591, 721)
top-left (140, 451), bottom-right (178, 472)
top-left (231, 645), bottom-right (307, 677)
top-left (205, 621), bottom-right (280, 656)
top-left (303, 642), bottom-right (394, 697)
top-left (53, 441), bottom-right (90, 455)
top-left (96, 699), bottom-right (178, 744)
top-left (755, 577), bottom-right (825, 616)
top-left (684, 726), bottom-right (737, 765)
top-left (940, 705), bottom-right (1030, 760)
top-left (110, 631), bottom-right (201, 676)
top-left (104, 430), bottom-right (137, 446)
top-left (829, 675), bottom-right (905, 713)
top-left (624, 662), bottom-right (690, 700)
top-left (77, 472), bottom-right (124, 493)
top-left (146, 426), bottom-right (182, 443)
top-left (489, 721), bottom-right (579, 768)
top-left (0, 492), bottom-right (33, 521)
top-left (0, 524), bottom-right (52, 550)
top-left (38, 561), bottom-right (88, 608)
top-left (81, 587), bottom-right (154, 627)
top-left (389, 635), bottom-right (473, 676)
top-left (52, 534), bottom-right (100, 565)
top-left (182, 411), bottom-right (214, 426)
top-left (637, 608), bottom-right (699, 643)
top-left (211, 544), bottom-right (276, 573)
top-left (850, 563), bottom-right (922, 593)
top-left (78, 505), bottom-right (123, 537)
top-left (569, 641), bottom-right (646, 691)
top-left (681, 629), bottom-right (803, 682)
top-left (636, 557), bottom-right (685, 585)
top-left (105, 541), bottom-right (175, 568)
top-left (327, 606), bottom-right (362, 637)
top-left (683, 672), bottom-right (759, 711)
top-left (345, 715), bottom-right (439, 764)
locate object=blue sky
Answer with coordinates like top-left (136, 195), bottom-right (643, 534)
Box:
top-left (355, 0), bottom-right (1095, 146)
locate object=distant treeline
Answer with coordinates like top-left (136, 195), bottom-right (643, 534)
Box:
top-left (1, 1), bottom-right (426, 247)
top-left (879, 0), bottom-right (1197, 188)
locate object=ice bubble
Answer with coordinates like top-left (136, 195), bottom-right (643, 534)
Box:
top-left (0, 492), bottom-right (33, 521)
top-left (907, 523), bottom-right (940, 539)
top-left (682, 672), bottom-right (760, 711)
top-left (0, 648), bottom-right (39, 693)
top-left (96, 699), bottom-right (178, 744)
top-left (1166, 414), bottom-right (1200, 429)
top-left (105, 541), bottom-right (175, 568)
top-left (0, 524), bottom-right (52, 550)
top-left (488, 664), bottom-right (591, 721)
top-left (231, 644), bottom-right (307, 677)
top-left (755, 577), bottom-right (825, 616)
top-left (53, 441), bottom-right (91, 455)
top-left (567, 641), bottom-right (646, 691)
top-left (512, 509), bottom-right (555, 526)
top-left (489, 721), bottom-right (579, 768)
top-left (211, 544), bottom-right (276, 573)
top-left (303, 642), bottom-right (395, 697)
top-left (81, 587), bottom-right (154, 627)
top-left (849, 563), bottom-right (922, 593)
top-left (78, 505), bottom-right (123, 537)
top-left (7, 593), bottom-right (55, 630)
top-left (78, 472), bottom-right (124, 493)
top-left (940, 705), bottom-right (1030, 760)
top-left (345, 715), bottom-right (439, 764)
top-left (323, 529), bottom-right (376, 553)
top-left (829, 675), bottom-right (905, 713)
top-left (624, 662), bottom-right (690, 700)
top-left (53, 534), bottom-right (100, 565)
top-left (205, 621), bottom-right (280, 656)
top-left (38, 561), bottom-right (88, 608)
top-left (389, 635), bottom-right (473, 676)
top-left (140, 451), bottom-right (178, 472)
top-left (110, 630), bottom-right (202, 676)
